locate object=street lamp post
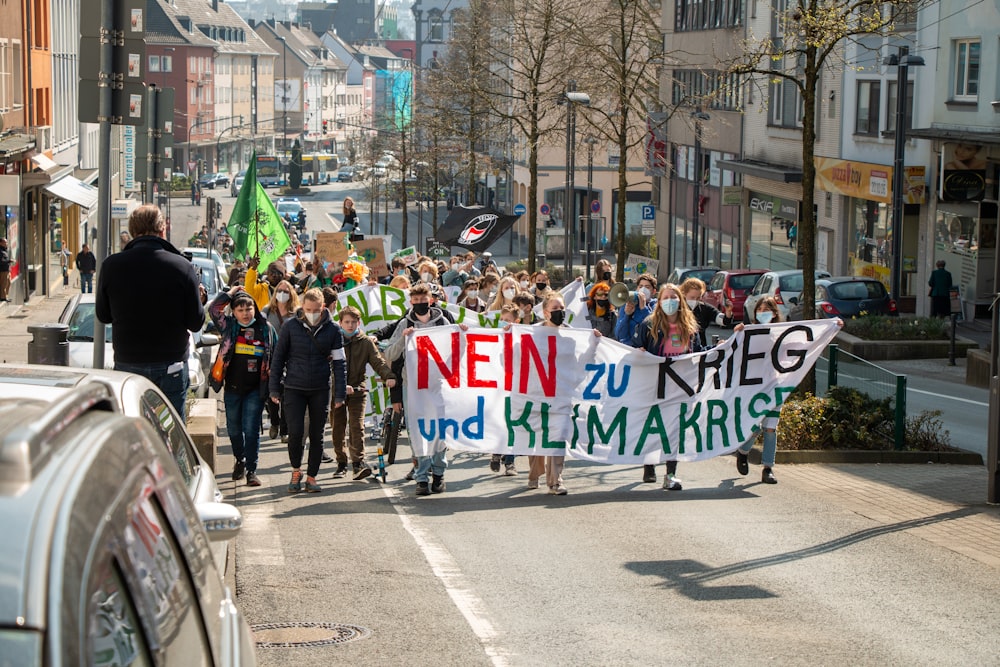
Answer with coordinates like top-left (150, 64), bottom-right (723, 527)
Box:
top-left (278, 36), bottom-right (288, 155)
top-left (562, 82), bottom-right (590, 279)
top-left (583, 136), bottom-right (598, 282)
top-left (691, 108), bottom-right (710, 265)
top-left (883, 47), bottom-right (924, 305)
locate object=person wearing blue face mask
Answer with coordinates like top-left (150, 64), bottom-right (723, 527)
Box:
top-left (631, 283), bottom-right (704, 488)
top-left (330, 306), bottom-right (397, 480)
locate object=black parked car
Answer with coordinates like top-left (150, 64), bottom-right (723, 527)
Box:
top-left (788, 277), bottom-right (897, 320)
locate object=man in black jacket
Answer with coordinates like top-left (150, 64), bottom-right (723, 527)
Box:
top-left (0, 237), bottom-right (10, 301)
top-left (75, 243), bottom-right (97, 293)
top-left (96, 204), bottom-right (205, 419)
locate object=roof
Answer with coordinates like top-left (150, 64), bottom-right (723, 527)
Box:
top-left (907, 127), bottom-right (1000, 147)
top-left (146, 0), bottom-right (275, 56)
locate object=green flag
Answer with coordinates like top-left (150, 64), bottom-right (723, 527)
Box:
top-left (226, 151), bottom-right (292, 267)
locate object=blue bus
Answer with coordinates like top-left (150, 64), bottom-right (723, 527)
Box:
top-left (256, 155), bottom-right (282, 187)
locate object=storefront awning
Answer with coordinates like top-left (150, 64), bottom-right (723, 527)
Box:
top-left (0, 133), bottom-right (35, 158)
top-left (716, 158), bottom-right (802, 183)
top-left (907, 127), bottom-right (1000, 146)
top-left (44, 175), bottom-right (99, 210)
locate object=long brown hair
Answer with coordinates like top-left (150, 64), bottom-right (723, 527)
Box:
top-left (647, 283), bottom-right (697, 349)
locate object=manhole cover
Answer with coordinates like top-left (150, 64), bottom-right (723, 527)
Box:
top-left (251, 622), bottom-right (371, 648)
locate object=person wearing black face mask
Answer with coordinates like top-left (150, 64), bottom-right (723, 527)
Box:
top-left (531, 270), bottom-right (552, 305)
top-left (528, 293), bottom-right (571, 495)
top-left (585, 281), bottom-right (617, 337)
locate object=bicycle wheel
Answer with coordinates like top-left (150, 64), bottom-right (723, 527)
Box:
top-left (381, 406), bottom-right (402, 465)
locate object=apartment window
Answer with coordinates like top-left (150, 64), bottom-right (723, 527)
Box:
top-left (885, 80), bottom-right (913, 133)
top-left (149, 55), bottom-right (160, 72)
top-left (11, 41), bottom-right (21, 108)
top-left (428, 11), bottom-right (444, 41)
top-left (954, 39), bottom-right (980, 100)
top-left (769, 79), bottom-right (802, 129)
top-left (855, 80), bottom-right (880, 136)
top-left (675, 0), bottom-right (742, 31)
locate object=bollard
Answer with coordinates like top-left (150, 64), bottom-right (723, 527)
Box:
top-left (949, 314), bottom-right (957, 366)
top-left (27, 323), bottom-right (70, 366)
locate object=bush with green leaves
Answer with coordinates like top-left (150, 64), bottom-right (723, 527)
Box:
top-left (774, 386), bottom-right (952, 451)
top-left (843, 315), bottom-right (950, 341)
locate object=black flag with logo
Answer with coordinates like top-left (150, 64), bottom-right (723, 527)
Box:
top-left (435, 206), bottom-right (519, 251)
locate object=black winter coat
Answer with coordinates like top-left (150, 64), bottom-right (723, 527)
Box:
top-left (269, 308), bottom-right (347, 403)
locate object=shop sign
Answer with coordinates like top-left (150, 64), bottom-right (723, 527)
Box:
top-left (939, 143), bottom-right (986, 202)
top-left (814, 157), bottom-right (892, 204)
top-left (748, 191), bottom-right (798, 219)
top-left (903, 166), bottom-right (927, 205)
top-left (722, 186), bottom-right (742, 206)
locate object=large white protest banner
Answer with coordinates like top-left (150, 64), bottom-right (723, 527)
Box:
top-left (403, 321), bottom-right (839, 463)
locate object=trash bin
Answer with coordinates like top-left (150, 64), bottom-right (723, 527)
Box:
top-left (27, 323), bottom-right (70, 366)
top-left (536, 254), bottom-right (546, 268)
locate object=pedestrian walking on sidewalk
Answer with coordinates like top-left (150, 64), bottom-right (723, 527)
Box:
top-left (0, 238), bottom-right (12, 301)
top-left (75, 243), bottom-right (97, 293)
top-left (262, 279), bottom-right (299, 442)
top-left (269, 288), bottom-right (347, 494)
top-left (95, 204), bottom-right (204, 419)
top-left (928, 259), bottom-right (954, 318)
top-left (209, 286), bottom-right (277, 487)
top-left (330, 306), bottom-right (396, 480)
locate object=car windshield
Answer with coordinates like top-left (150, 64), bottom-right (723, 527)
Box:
top-left (729, 274), bottom-right (762, 290)
top-left (278, 203), bottom-right (300, 213)
top-left (67, 303), bottom-right (113, 342)
top-left (827, 281), bottom-right (886, 300)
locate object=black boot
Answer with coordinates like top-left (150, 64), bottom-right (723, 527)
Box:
top-left (736, 451), bottom-right (749, 476)
top-left (762, 467), bottom-right (777, 484)
top-left (415, 482), bottom-right (431, 496)
top-left (642, 465), bottom-right (656, 483)
top-left (431, 474), bottom-right (445, 494)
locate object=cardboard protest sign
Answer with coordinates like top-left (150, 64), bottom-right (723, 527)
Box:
top-left (314, 232), bottom-right (351, 264)
top-left (392, 246), bottom-right (418, 266)
top-left (353, 238), bottom-right (389, 279)
top-left (623, 254), bottom-right (658, 281)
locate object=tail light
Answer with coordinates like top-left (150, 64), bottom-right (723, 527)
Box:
top-left (773, 288), bottom-right (783, 305)
top-left (888, 299), bottom-right (897, 314)
top-left (820, 302), bottom-right (839, 316)
top-left (723, 285), bottom-right (736, 303)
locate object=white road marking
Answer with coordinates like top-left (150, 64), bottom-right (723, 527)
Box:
top-left (239, 490), bottom-right (286, 567)
top-left (382, 484), bottom-right (510, 666)
top-left (908, 387), bottom-right (988, 407)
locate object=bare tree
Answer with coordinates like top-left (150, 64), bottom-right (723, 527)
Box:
top-left (569, 0), bottom-right (663, 281)
top-left (722, 0), bottom-right (925, 337)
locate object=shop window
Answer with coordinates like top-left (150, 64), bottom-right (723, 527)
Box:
top-left (855, 80), bottom-right (880, 136)
top-left (428, 11), bottom-right (444, 42)
top-left (953, 39), bottom-right (980, 101)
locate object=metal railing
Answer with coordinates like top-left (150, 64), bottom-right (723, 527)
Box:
top-left (815, 344), bottom-right (907, 450)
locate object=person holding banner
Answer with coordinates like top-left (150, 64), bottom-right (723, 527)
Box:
top-left (269, 288), bottom-right (348, 494)
top-left (681, 277), bottom-right (733, 347)
top-left (528, 293), bottom-right (573, 495)
top-left (245, 257), bottom-right (289, 311)
top-left (632, 283), bottom-right (704, 488)
top-left (385, 283), bottom-right (462, 496)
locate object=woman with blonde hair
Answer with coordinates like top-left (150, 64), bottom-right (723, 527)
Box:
top-left (416, 260), bottom-right (439, 285)
top-left (487, 275), bottom-right (519, 311)
top-left (632, 283), bottom-right (704, 489)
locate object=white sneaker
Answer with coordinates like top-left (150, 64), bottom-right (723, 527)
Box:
top-left (504, 463), bottom-right (518, 476)
top-left (527, 478), bottom-right (539, 490)
top-left (548, 484), bottom-right (568, 495)
top-left (663, 474), bottom-right (683, 491)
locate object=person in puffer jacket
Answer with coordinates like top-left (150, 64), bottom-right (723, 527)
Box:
top-left (269, 287), bottom-right (347, 493)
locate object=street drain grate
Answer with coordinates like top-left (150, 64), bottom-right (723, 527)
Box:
top-left (251, 622), bottom-right (372, 648)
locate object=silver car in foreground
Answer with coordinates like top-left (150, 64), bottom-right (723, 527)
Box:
top-left (0, 365), bottom-right (255, 664)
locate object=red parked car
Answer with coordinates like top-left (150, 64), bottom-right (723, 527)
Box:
top-left (701, 269), bottom-right (767, 324)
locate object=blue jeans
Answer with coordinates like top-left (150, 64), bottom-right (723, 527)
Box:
top-left (115, 360), bottom-right (189, 420)
top-left (224, 389), bottom-right (264, 473)
top-left (740, 418), bottom-right (778, 468)
top-left (80, 272), bottom-right (93, 293)
top-left (282, 387), bottom-right (330, 478)
top-left (415, 449), bottom-right (448, 483)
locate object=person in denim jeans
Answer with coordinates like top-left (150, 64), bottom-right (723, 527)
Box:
top-left (75, 243), bottom-right (96, 293)
top-left (96, 204), bottom-right (204, 421)
top-left (209, 286), bottom-right (277, 487)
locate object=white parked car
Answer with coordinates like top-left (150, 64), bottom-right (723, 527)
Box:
top-left (742, 269), bottom-right (833, 323)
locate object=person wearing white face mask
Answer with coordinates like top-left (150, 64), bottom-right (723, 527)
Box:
top-left (269, 288), bottom-right (348, 494)
top-left (631, 283), bottom-right (704, 488)
top-left (416, 260), bottom-right (439, 287)
top-left (615, 273), bottom-right (657, 344)
top-left (457, 278), bottom-right (486, 313)
top-left (487, 276), bottom-right (520, 311)
top-left (262, 280), bottom-right (301, 441)
top-left (679, 277), bottom-right (733, 347)
top-left (208, 286), bottom-right (278, 487)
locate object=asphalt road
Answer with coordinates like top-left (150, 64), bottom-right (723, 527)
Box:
top-left (229, 435), bottom-right (1000, 666)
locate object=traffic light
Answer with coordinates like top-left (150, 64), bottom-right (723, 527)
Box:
top-left (322, 120), bottom-right (328, 134)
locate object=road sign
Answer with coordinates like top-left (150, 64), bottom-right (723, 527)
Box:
top-left (540, 203), bottom-right (551, 215)
top-left (514, 203), bottom-right (526, 216)
top-left (187, 161), bottom-right (197, 174)
top-left (641, 205), bottom-right (655, 220)
top-left (591, 200), bottom-right (601, 214)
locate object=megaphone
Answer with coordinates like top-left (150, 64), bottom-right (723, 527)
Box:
top-left (609, 283), bottom-right (635, 308)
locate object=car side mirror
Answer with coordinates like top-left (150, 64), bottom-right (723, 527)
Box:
top-left (788, 296), bottom-right (799, 306)
top-left (199, 333), bottom-right (221, 347)
top-left (197, 501), bottom-right (243, 542)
